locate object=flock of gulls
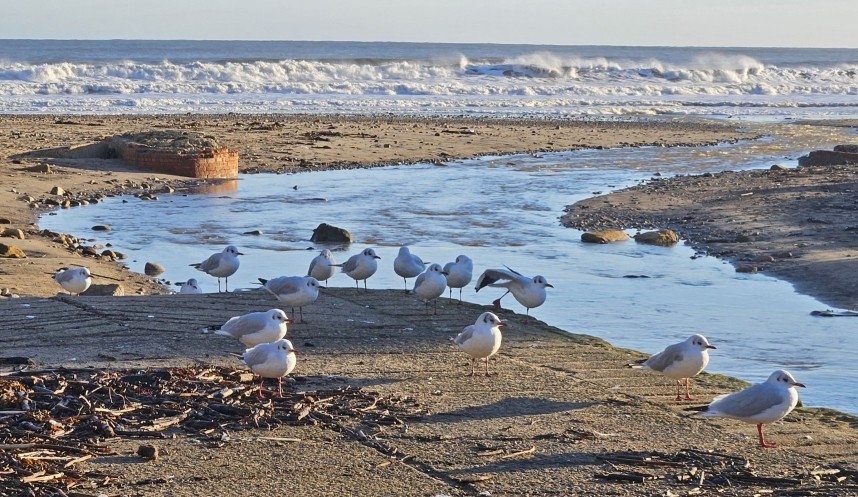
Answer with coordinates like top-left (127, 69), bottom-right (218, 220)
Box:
top-left (51, 243), bottom-right (806, 448)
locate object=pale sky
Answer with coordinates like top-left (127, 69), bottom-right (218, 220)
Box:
top-left (4, 0), bottom-right (858, 48)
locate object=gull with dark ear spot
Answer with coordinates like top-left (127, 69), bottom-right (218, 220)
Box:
top-left (394, 246), bottom-right (427, 291)
top-left (443, 254), bottom-right (473, 303)
top-left (190, 245), bottom-right (243, 292)
top-left (242, 338), bottom-right (298, 399)
top-left (454, 312), bottom-right (506, 376)
top-left (53, 267), bottom-right (92, 295)
top-left (258, 275), bottom-right (321, 324)
top-left (698, 369), bottom-right (805, 448)
top-left (177, 278), bottom-right (203, 294)
top-left (334, 247), bottom-right (381, 292)
top-left (413, 263), bottom-right (448, 314)
top-left (640, 333), bottom-right (716, 401)
top-left (307, 249), bottom-right (337, 287)
top-left (474, 266), bottom-right (553, 320)
top-left (211, 309), bottom-right (290, 347)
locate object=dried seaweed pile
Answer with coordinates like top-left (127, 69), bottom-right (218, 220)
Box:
top-left (596, 448), bottom-right (858, 494)
top-left (0, 367), bottom-right (427, 496)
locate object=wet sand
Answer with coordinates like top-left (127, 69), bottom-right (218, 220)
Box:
top-left (2, 115), bottom-right (858, 496)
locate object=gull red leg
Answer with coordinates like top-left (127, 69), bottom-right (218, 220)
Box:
top-left (683, 378), bottom-right (697, 401)
top-left (757, 423), bottom-right (777, 448)
top-left (278, 377), bottom-right (284, 398)
top-left (467, 358), bottom-right (476, 376)
top-left (257, 376), bottom-right (266, 399)
top-left (492, 290), bottom-right (509, 310)
top-left (674, 380), bottom-right (683, 402)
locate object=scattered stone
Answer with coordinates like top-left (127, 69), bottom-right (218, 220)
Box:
top-left (634, 229), bottom-right (679, 246)
top-left (80, 246), bottom-right (98, 257)
top-left (772, 251), bottom-right (794, 259)
top-left (833, 144), bottom-right (858, 153)
top-left (0, 243), bottom-right (26, 258)
top-left (735, 234), bottom-right (754, 243)
top-left (92, 225), bottom-right (112, 231)
top-left (163, 185), bottom-right (175, 193)
top-left (770, 164), bottom-right (789, 171)
top-left (144, 262), bottom-right (165, 276)
top-left (1, 228), bottom-right (25, 240)
top-left (581, 229), bottom-right (630, 244)
top-left (753, 254), bottom-right (776, 263)
top-left (136, 444), bottom-right (159, 460)
top-left (50, 186), bottom-right (65, 196)
top-left (310, 223), bottom-right (354, 243)
top-left (22, 163), bottom-right (52, 173)
top-left (797, 149), bottom-right (858, 167)
top-left (244, 229), bottom-right (264, 235)
top-left (0, 218), bottom-right (10, 224)
top-left (736, 265), bottom-right (759, 273)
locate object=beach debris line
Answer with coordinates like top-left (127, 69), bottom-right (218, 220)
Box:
top-left (0, 366), bottom-right (428, 496)
top-left (594, 449), bottom-right (855, 491)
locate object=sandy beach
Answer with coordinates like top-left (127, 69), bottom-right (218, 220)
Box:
top-left (2, 114), bottom-right (858, 496)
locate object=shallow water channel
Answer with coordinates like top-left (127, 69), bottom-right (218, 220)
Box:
top-left (41, 123), bottom-right (858, 415)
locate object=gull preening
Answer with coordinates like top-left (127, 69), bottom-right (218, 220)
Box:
top-left (190, 245), bottom-right (243, 292)
top-left (242, 338), bottom-right (298, 398)
top-left (443, 254), bottom-right (473, 303)
top-left (642, 334), bottom-right (716, 401)
top-left (259, 275), bottom-right (321, 323)
top-left (454, 312), bottom-right (506, 376)
top-left (413, 263), bottom-right (448, 314)
top-left (474, 266), bottom-right (553, 319)
top-left (394, 246), bottom-right (427, 291)
top-left (177, 278), bottom-right (203, 294)
top-left (700, 369), bottom-right (805, 448)
top-left (307, 249), bottom-right (337, 287)
top-left (53, 267), bottom-right (92, 295)
top-left (213, 308), bottom-right (290, 347)
top-left (336, 247), bottom-right (381, 292)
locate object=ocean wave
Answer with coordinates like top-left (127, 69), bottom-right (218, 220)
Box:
top-left (1, 55), bottom-right (857, 100)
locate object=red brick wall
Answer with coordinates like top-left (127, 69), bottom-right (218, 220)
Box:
top-left (110, 139), bottom-right (238, 179)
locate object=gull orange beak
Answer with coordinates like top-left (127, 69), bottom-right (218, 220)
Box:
top-left (289, 349), bottom-right (299, 355)
top-left (792, 382), bottom-right (806, 388)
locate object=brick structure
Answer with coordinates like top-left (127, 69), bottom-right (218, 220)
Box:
top-left (108, 135), bottom-right (238, 179)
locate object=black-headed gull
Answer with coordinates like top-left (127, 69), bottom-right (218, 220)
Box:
top-left (443, 254), bottom-right (473, 303)
top-left (53, 267), bottom-right (92, 295)
top-left (474, 266), bottom-right (553, 319)
top-left (394, 246), bottom-right (427, 291)
top-left (413, 263), bottom-right (448, 314)
top-left (700, 369), bottom-right (805, 448)
top-left (307, 249), bottom-right (337, 287)
top-left (243, 338), bottom-right (297, 398)
top-left (177, 278), bottom-right (203, 294)
top-left (213, 308), bottom-right (290, 347)
top-left (454, 312), bottom-right (506, 376)
top-left (190, 245), bottom-right (243, 292)
top-left (335, 247), bottom-right (381, 292)
top-left (642, 334), bottom-right (716, 401)
top-left (258, 276), bottom-right (321, 324)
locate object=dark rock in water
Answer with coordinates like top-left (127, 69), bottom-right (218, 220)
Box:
top-left (833, 144), bottom-right (858, 153)
top-left (92, 225), bottom-right (112, 231)
top-left (244, 229), bottom-right (264, 235)
top-left (798, 150), bottom-right (858, 167)
top-left (144, 262), bottom-right (165, 276)
top-left (311, 223), bottom-right (353, 243)
top-left (0, 243), bottom-right (26, 258)
top-left (81, 283), bottom-right (124, 297)
top-left (736, 265), bottom-right (758, 273)
top-left (634, 229), bottom-right (679, 246)
top-left (581, 229), bottom-right (630, 244)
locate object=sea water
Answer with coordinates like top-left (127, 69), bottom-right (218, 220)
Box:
top-left (40, 123), bottom-right (858, 415)
top-left (2, 40), bottom-right (858, 119)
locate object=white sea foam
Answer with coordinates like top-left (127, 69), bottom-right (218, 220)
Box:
top-left (1, 41), bottom-right (857, 118)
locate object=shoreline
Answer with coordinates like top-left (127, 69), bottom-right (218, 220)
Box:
top-left (3, 114), bottom-right (858, 495)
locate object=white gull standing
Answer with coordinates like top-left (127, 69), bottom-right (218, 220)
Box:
top-left (258, 275), bottom-right (321, 324)
top-left (474, 266), bottom-right (553, 319)
top-left (642, 334), bottom-right (716, 401)
top-left (53, 267), bottom-right (92, 296)
top-left (335, 247), bottom-right (381, 292)
top-left (177, 278), bottom-right (203, 294)
top-left (190, 245), bottom-right (243, 292)
top-left (454, 312), bottom-right (506, 376)
top-left (413, 263), bottom-right (448, 314)
top-left (307, 249), bottom-right (337, 287)
top-left (242, 338), bottom-right (298, 398)
top-left (212, 308), bottom-right (290, 347)
top-left (393, 246), bottom-right (427, 291)
top-left (443, 254), bottom-right (473, 303)
top-left (700, 369), bottom-right (805, 448)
